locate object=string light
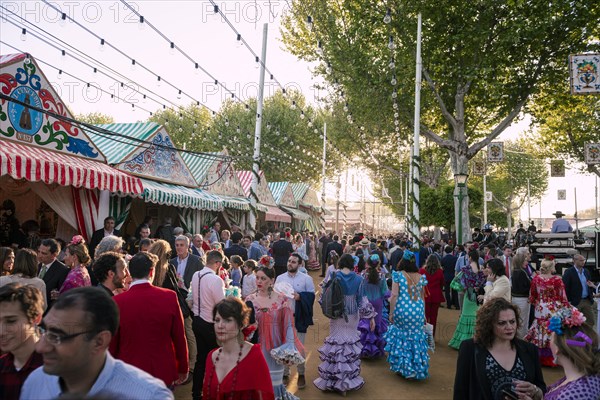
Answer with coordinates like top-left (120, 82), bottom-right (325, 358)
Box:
top-left (388, 36), bottom-right (396, 50)
top-left (317, 41), bottom-right (323, 56)
top-left (236, 33), bottom-right (242, 47)
top-left (391, 74), bottom-right (397, 85)
top-left (59, 12), bottom-right (67, 27)
top-left (138, 15), bottom-right (145, 30)
top-left (383, 8), bottom-right (392, 24)
top-left (20, 28), bottom-right (26, 41)
top-left (306, 15), bottom-right (313, 31)
top-left (169, 42), bottom-right (175, 55)
top-left (99, 38), bottom-right (105, 52)
top-left (255, 56), bottom-right (260, 69)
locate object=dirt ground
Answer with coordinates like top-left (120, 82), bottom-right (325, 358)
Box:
top-left (175, 269), bottom-right (564, 400)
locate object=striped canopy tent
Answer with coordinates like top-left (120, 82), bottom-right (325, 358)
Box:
top-left (237, 170), bottom-right (291, 223)
top-left (290, 182), bottom-right (325, 231)
top-left (85, 122), bottom-right (209, 231)
top-left (182, 149), bottom-right (250, 228)
top-left (269, 182), bottom-right (310, 230)
top-left (0, 54), bottom-right (142, 240)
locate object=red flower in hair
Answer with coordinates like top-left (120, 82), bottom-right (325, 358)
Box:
top-left (286, 232), bottom-right (291, 238)
top-left (70, 235), bottom-right (85, 246)
top-left (545, 255), bottom-right (555, 261)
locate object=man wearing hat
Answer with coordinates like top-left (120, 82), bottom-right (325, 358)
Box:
top-left (551, 211), bottom-right (573, 233)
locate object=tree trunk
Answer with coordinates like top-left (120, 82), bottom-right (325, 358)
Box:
top-left (450, 151), bottom-right (471, 245)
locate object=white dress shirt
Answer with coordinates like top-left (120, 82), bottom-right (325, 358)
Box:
top-left (191, 268), bottom-right (225, 322)
top-left (275, 271), bottom-right (315, 311)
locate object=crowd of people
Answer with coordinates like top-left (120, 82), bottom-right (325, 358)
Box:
top-left (1, 216), bottom-right (599, 399)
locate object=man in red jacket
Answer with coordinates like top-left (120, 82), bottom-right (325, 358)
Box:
top-left (110, 252), bottom-right (188, 388)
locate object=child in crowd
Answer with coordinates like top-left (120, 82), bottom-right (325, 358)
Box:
top-left (229, 255), bottom-right (243, 287)
top-left (241, 259), bottom-right (257, 299)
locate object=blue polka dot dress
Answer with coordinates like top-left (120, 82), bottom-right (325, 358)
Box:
top-left (384, 271), bottom-right (430, 380)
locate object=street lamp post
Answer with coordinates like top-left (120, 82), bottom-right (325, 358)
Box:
top-left (454, 173), bottom-right (469, 245)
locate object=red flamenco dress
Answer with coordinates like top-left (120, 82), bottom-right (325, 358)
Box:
top-left (203, 343), bottom-right (274, 400)
top-left (524, 274), bottom-right (571, 367)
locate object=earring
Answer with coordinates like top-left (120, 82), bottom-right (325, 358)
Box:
top-left (267, 286), bottom-right (273, 298)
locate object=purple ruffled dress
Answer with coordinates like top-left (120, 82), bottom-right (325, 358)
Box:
top-left (314, 271), bottom-right (376, 393)
top-left (357, 273), bottom-right (390, 358)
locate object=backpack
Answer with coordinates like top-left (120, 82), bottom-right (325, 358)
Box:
top-left (321, 272), bottom-right (347, 322)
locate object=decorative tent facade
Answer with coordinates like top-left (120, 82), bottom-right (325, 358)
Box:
top-left (290, 182), bottom-right (324, 232)
top-left (182, 149), bottom-right (250, 230)
top-left (238, 171), bottom-right (292, 228)
top-left (0, 54), bottom-right (142, 242)
top-left (268, 182), bottom-right (310, 230)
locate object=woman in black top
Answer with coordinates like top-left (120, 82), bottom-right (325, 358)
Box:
top-left (454, 298), bottom-right (546, 400)
top-left (511, 253), bottom-right (533, 338)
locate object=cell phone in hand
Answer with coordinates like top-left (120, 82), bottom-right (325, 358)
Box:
top-left (501, 389), bottom-right (519, 400)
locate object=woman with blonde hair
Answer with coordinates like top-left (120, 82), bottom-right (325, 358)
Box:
top-left (147, 239), bottom-right (172, 287)
top-left (59, 235), bottom-right (91, 294)
top-left (525, 257), bottom-right (572, 367)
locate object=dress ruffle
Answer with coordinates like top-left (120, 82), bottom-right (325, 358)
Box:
top-left (274, 384), bottom-right (299, 400)
top-left (384, 325), bottom-right (429, 380)
top-left (448, 296), bottom-right (478, 350)
top-left (358, 317), bottom-right (387, 358)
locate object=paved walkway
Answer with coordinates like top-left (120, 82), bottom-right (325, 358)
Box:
top-left (176, 269), bottom-right (564, 399)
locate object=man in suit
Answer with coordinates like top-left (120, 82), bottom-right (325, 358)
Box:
top-left (563, 254), bottom-right (596, 328)
top-left (419, 239), bottom-right (433, 267)
top-left (389, 239), bottom-right (406, 271)
top-left (319, 232), bottom-right (333, 277)
top-left (128, 225), bottom-right (151, 255)
top-left (89, 217), bottom-right (121, 258)
top-left (37, 239), bottom-right (69, 310)
top-left (224, 232), bottom-right (248, 261)
top-left (325, 235), bottom-right (343, 258)
top-left (272, 233), bottom-right (294, 277)
top-left (441, 245), bottom-right (459, 309)
top-left (190, 234), bottom-right (204, 257)
top-left (501, 245), bottom-right (513, 279)
top-left (110, 252), bottom-right (188, 388)
top-left (171, 234), bottom-right (203, 381)
top-left (208, 221), bottom-right (221, 244)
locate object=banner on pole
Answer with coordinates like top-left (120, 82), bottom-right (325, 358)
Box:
top-left (585, 143), bottom-right (600, 165)
top-left (485, 191), bottom-right (493, 202)
top-left (569, 53), bottom-right (600, 95)
top-left (550, 160), bottom-right (565, 177)
top-left (472, 160), bottom-right (486, 175)
top-left (487, 142), bottom-right (504, 162)
top-left (557, 190), bottom-right (567, 200)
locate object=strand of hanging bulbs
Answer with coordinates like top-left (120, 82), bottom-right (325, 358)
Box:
top-left (384, 7), bottom-right (402, 139)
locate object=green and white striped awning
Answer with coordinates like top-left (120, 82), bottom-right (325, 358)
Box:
top-left (217, 195), bottom-right (250, 211)
top-left (280, 205), bottom-right (311, 221)
top-left (181, 151), bottom-right (219, 184)
top-left (87, 122), bottom-right (161, 164)
top-left (139, 178), bottom-right (223, 211)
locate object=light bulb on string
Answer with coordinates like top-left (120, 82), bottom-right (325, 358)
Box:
top-left (291, 101), bottom-right (296, 110)
top-left (194, 63), bottom-right (199, 75)
top-left (343, 102), bottom-right (348, 112)
top-left (236, 125), bottom-right (241, 133)
top-left (179, 113), bottom-right (183, 121)
top-left (307, 15), bottom-right (313, 31)
top-left (225, 119), bottom-right (229, 127)
top-left (131, 104), bottom-right (135, 112)
top-left (392, 89), bottom-right (397, 99)
top-left (20, 28), bottom-right (26, 41)
top-left (59, 12), bottom-right (67, 27)
top-left (391, 74), bottom-right (397, 85)
top-left (177, 90), bottom-right (182, 99)
top-left (157, 76), bottom-right (161, 87)
top-left (383, 8), bottom-right (392, 24)
top-left (24, 54), bottom-right (31, 65)
top-left (138, 15), bottom-right (144, 30)
top-left (393, 102), bottom-right (398, 109)
top-left (308, 120), bottom-right (313, 127)
top-left (300, 111), bottom-right (305, 119)
top-left (255, 56), bottom-right (260, 69)
top-left (170, 42), bottom-right (175, 55)
top-left (131, 59), bottom-right (136, 71)
top-left (142, 94), bottom-right (147, 103)
top-left (213, 5), bottom-right (219, 21)
top-left (326, 62), bottom-right (332, 74)
top-left (394, 112), bottom-right (399, 118)
top-left (60, 49), bottom-right (66, 66)
top-left (236, 33), bottom-right (242, 48)
top-left (57, 69), bottom-right (63, 80)
top-left (389, 58), bottom-right (395, 69)
top-left (99, 38), bottom-right (105, 52)
top-left (388, 36), bottom-right (396, 50)
top-left (316, 41), bottom-right (323, 56)
top-left (193, 121), bottom-right (198, 129)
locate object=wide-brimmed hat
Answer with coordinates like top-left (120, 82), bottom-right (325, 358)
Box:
top-left (553, 211), bottom-right (565, 217)
top-left (359, 238), bottom-right (370, 246)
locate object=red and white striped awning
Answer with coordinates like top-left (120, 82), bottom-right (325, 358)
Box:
top-left (265, 205), bottom-right (292, 223)
top-left (0, 140), bottom-right (143, 195)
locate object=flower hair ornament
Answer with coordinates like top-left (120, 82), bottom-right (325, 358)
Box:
top-left (352, 255), bottom-right (360, 268)
top-left (258, 255), bottom-right (274, 269)
top-left (403, 251), bottom-right (415, 261)
top-left (547, 307), bottom-right (586, 337)
top-left (70, 235), bottom-right (85, 246)
top-left (566, 331), bottom-right (593, 348)
top-left (369, 254), bottom-right (380, 263)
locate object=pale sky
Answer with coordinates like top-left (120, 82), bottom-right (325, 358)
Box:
top-left (1, 0), bottom-right (596, 221)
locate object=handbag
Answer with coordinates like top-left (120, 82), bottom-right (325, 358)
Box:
top-left (450, 272), bottom-right (465, 292)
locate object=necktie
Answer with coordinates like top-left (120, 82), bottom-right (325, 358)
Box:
top-left (505, 257), bottom-right (510, 278)
top-left (39, 265), bottom-right (48, 279)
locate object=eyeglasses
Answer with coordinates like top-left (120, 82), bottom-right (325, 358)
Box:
top-left (39, 326), bottom-right (95, 346)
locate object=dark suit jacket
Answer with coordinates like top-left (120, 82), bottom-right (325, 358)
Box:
top-left (110, 283), bottom-right (188, 386)
top-left (190, 245), bottom-right (202, 257)
top-left (272, 239), bottom-right (294, 267)
top-left (171, 254), bottom-right (203, 288)
top-left (224, 243), bottom-right (248, 261)
top-left (562, 265), bottom-right (592, 306)
top-left (88, 228), bottom-right (121, 258)
top-left (441, 253), bottom-right (458, 281)
top-left (389, 248), bottom-right (404, 271)
top-left (325, 241), bottom-right (343, 259)
top-left (454, 339), bottom-right (546, 400)
top-left (39, 259), bottom-right (69, 309)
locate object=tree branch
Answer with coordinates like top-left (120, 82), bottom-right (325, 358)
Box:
top-left (422, 68), bottom-right (458, 132)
